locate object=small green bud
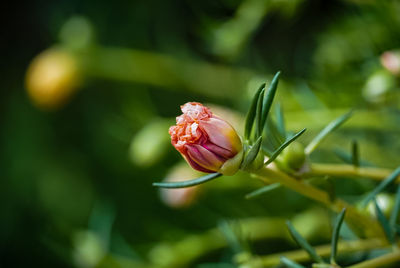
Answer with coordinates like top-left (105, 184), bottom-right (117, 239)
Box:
top-left (276, 141), bottom-right (306, 173)
top-left (362, 69), bottom-right (396, 104)
top-left (129, 119), bottom-right (172, 167)
top-left (59, 16), bottom-right (94, 51)
top-left (72, 230), bottom-right (105, 268)
top-left (358, 193), bottom-right (395, 219)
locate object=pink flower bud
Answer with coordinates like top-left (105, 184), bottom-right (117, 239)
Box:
top-left (380, 50), bottom-right (400, 76)
top-left (169, 102), bottom-right (243, 175)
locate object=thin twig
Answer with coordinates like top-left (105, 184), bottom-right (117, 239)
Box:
top-left (238, 238), bottom-right (386, 267)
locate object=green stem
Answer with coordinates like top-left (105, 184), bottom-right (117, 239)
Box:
top-left (253, 166), bottom-right (385, 238)
top-left (308, 163), bottom-right (396, 182)
top-left (238, 238), bottom-right (386, 267)
top-left (347, 250), bottom-right (400, 268)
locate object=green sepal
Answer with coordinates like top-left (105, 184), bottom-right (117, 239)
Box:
top-left (240, 136), bottom-right (263, 171)
top-left (219, 150), bottom-right (244, 176)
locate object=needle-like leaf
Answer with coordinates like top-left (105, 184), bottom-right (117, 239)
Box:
top-left (245, 183), bottom-right (281, 199)
top-left (330, 208), bottom-right (346, 264)
top-left (374, 199), bottom-right (395, 244)
top-left (266, 117), bottom-right (286, 149)
top-left (255, 88), bottom-right (265, 139)
top-left (305, 111), bottom-right (353, 155)
top-left (334, 148), bottom-right (370, 166)
top-left (264, 128), bottom-right (306, 166)
top-left (286, 221), bottom-right (324, 263)
top-left (260, 71), bottom-right (281, 130)
top-left (218, 221), bottom-right (243, 253)
top-left (362, 166), bottom-right (400, 207)
top-left (390, 184), bottom-right (400, 228)
top-left (153, 173), bottom-right (222, 188)
top-left (244, 83), bottom-right (265, 140)
top-left (351, 140), bottom-right (359, 167)
top-left (280, 256), bottom-right (306, 268)
top-left (395, 224), bottom-right (400, 235)
top-left (275, 103), bottom-right (286, 138)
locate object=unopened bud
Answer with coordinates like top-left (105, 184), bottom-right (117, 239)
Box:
top-left (362, 70), bottom-right (396, 104)
top-left (380, 50), bottom-right (400, 76)
top-left (169, 102), bottom-right (243, 175)
top-left (365, 193), bottom-right (394, 218)
top-left (277, 142), bottom-right (306, 173)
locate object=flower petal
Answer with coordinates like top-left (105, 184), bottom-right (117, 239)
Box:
top-left (186, 144), bottom-right (224, 172)
top-left (182, 154), bottom-right (215, 173)
top-left (200, 117), bottom-right (242, 153)
top-left (202, 142), bottom-right (233, 159)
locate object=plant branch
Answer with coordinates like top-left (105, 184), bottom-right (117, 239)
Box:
top-left (347, 250), bottom-right (400, 268)
top-left (237, 238), bottom-right (386, 267)
top-left (307, 163), bottom-right (397, 182)
top-left (253, 166), bottom-right (385, 238)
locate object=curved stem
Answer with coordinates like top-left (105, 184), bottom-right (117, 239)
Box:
top-left (307, 163), bottom-right (396, 182)
top-left (347, 250), bottom-right (400, 268)
top-left (153, 173), bottom-right (222, 188)
top-left (253, 166), bottom-right (385, 238)
top-left (238, 238), bottom-right (387, 267)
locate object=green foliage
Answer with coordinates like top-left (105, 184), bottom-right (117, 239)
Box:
top-left (153, 173), bottom-right (222, 188)
top-left (264, 128), bottom-right (306, 166)
top-left (245, 182), bottom-right (281, 199)
top-left (5, 1), bottom-right (400, 267)
top-left (363, 167), bottom-right (400, 206)
top-left (374, 199), bottom-right (395, 244)
top-left (286, 221), bottom-right (324, 263)
top-left (305, 111), bottom-right (353, 155)
top-left (330, 208), bottom-right (346, 264)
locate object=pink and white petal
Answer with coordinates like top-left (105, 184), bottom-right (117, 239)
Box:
top-left (202, 142), bottom-right (233, 159)
top-left (182, 153), bottom-right (215, 173)
top-left (200, 117), bottom-right (241, 153)
top-left (186, 144), bottom-right (224, 172)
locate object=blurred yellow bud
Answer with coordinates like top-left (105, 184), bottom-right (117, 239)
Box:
top-left (25, 48), bottom-right (80, 109)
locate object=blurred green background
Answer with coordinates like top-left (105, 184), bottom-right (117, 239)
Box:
top-left (2, 0), bottom-right (400, 267)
